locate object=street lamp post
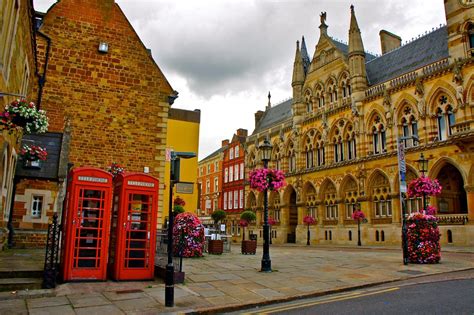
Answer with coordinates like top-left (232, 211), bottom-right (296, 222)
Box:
top-left (259, 139), bottom-right (272, 272)
top-left (165, 150), bottom-right (196, 307)
top-left (416, 153), bottom-right (429, 210)
top-left (397, 135), bottom-right (418, 265)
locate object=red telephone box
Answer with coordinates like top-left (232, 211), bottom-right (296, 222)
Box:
top-left (61, 167), bottom-right (113, 281)
top-left (109, 173), bottom-right (158, 280)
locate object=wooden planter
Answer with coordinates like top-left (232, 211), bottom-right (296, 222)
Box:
top-left (208, 239), bottom-right (224, 255)
top-left (241, 240), bottom-right (257, 255)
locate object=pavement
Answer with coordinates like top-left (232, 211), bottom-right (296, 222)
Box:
top-left (0, 244), bottom-right (473, 314)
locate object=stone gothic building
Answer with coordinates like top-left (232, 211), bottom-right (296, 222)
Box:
top-left (245, 1), bottom-right (474, 247)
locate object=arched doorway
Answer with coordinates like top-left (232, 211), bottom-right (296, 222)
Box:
top-left (435, 164), bottom-right (467, 214)
top-left (288, 188), bottom-right (297, 243)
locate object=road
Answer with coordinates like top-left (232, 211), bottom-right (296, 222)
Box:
top-left (236, 269), bottom-right (474, 315)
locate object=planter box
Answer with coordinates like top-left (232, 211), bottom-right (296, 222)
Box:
top-left (241, 240), bottom-right (256, 255)
top-left (208, 239), bottom-right (224, 255)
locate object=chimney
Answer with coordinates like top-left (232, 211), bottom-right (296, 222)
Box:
top-left (237, 128), bottom-right (248, 137)
top-left (255, 110), bottom-right (264, 127)
top-left (379, 30), bottom-right (401, 54)
top-left (221, 139), bottom-right (229, 147)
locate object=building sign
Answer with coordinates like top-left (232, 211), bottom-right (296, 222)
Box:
top-left (127, 181), bottom-right (155, 187)
top-left (78, 176), bottom-right (108, 183)
top-left (176, 182), bottom-right (194, 194)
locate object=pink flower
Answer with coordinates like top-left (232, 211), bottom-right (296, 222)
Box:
top-left (352, 210), bottom-right (366, 222)
top-left (303, 215), bottom-right (316, 225)
top-left (249, 168), bottom-right (286, 192)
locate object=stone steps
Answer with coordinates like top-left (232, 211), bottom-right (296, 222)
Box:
top-left (0, 277), bottom-right (43, 292)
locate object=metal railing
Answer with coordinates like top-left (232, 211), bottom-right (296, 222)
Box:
top-left (43, 213), bottom-right (61, 289)
top-left (155, 229), bottom-right (181, 272)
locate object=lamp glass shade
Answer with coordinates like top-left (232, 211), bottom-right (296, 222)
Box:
top-left (259, 139), bottom-right (272, 162)
top-left (417, 153), bottom-right (429, 174)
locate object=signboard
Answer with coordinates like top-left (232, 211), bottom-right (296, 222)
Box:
top-left (176, 182), bottom-right (194, 194)
top-left (397, 139), bottom-right (407, 193)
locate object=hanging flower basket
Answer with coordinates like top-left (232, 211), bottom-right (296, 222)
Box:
top-left (407, 212), bottom-right (441, 264)
top-left (407, 176), bottom-right (442, 198)
top-left (0, 99), bottom-right (48, 134)
top-left (249, 168), bottom-right (286, 192)
top-left (351, 210), bottom-right (367, 223)
top-left (303, 215), bottom-right (316, 225)
top-left (108, 162), bottom-right (125, 178)
top-left (20, 145), bottom-right (47, 169)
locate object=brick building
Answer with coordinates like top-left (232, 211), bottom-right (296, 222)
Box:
top-left (222, 129), bottom-right (247, 239)
top-left (0, 0), bottom-right (39, 249)
top-left (197, 143), bottom-right (226, 219)
top-left (10, 0), bottom-right (175, 247)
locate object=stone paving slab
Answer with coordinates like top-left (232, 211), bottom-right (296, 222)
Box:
top-left (0, 245), bottom-right (472, 314)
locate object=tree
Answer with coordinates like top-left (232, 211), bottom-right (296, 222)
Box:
top-left (211, 209), bottom-right (227, 233)
top-left (240, 210), bottom-right (256, 241)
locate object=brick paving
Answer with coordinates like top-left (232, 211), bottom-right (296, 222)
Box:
top-left (0, 245), bottom-right (473, 314)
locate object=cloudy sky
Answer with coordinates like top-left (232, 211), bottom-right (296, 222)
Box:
top-left (33, 0), bottom-right (446, 160)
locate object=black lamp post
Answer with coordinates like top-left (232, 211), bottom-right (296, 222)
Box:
top-left (165, 150), bottom-right (196, 307)
top-left (416, 153), bottom-right (429, 210)
top-left (259, 138), bottom-right (272, 272)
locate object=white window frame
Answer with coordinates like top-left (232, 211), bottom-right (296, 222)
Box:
top-left (239, 189), bottom-right (244, 209)
top-left (223, 192), bottom-right (227, 210)
top-left (229, 192), bottom-right (233, 210)
top-left (229, 148), bottom-right (234, 160)
top-left (229, 167), bottom-right (233, 182)
top-left (206, 180), bottom-right (210, 193)
top-left (234, 164), bottom-right (239, 181)
top-left (234, 190), bottom-right (238, 209)
top-left (240, 162), bottom-right (244, 179)
top-left (235, 145), bottom-right (239, 158)
top-left (31, 195), bottom-right (44, 218)
top-left (214, 177), bottom-right (218, 192)
top-left (224, 168), bottom-right (228, 183)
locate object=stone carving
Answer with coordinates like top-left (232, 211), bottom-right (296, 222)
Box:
top-left (452, 59), bottom-right (463, 85)
top-left (320, 12), bottom-right (327, 25)
top-left (351, 96), bottom-right (359, 116)
top-left (414, 77), bottom-right (426, 118)
top-left (383, 89), bottom-right (393, 127)
top-left (456, 84), bottom-right (465, 108)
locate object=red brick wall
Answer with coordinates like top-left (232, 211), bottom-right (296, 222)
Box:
top-left (36, 0), bottom-right (172, 179)
top-left (13, 230), bottom-right (48, 249)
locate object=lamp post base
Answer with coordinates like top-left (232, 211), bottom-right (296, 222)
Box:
top-left (261, 259), bottom-right (272, 272)
top-left (165, 264), bottom-right (174, 307)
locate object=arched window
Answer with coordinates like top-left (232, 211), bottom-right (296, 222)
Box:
top-left (436, 95), bottom-right (455, 141)
top-left (316, 134), bottom-right (325, 166)
top-left (306, 185), bottom-right (317, 219)
top-left (371, 174), bottom-right (392, 218)
top-left (287, 142), bottom-right (296, 172)
top-left (468, 23), bottom-right (474, 56)
top-left (344, 124), bottom-right (356, 160)
top-left (343, 178), bottom-right (359, 219)
top-left (270, 192), bottom-right (281, 222)
top-left (272, 145), bottom-right (281, 170)
top-left (333, 135), bottom-right (344, 163)
top-left (400, 106), bottom-right (418, 147)
top-left (371, 115), bottom-right (386, 154)
top-left (304, 90), bottom-right (312, 113)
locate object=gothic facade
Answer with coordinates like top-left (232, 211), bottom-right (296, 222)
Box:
top-left (245, 1), bottom-right (474, 247)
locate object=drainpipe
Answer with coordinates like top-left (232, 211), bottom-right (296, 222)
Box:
top-left (7, 177), bottom-right (20, 248)
top-left (35, 30), bottom-right (51, 109)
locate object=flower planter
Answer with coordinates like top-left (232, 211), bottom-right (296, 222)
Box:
top-left (23, 159), bottom-right (42, 169)
top-left (241, 240), bottom-right (256, 255)
top-left (208, 239), bottom-right (224, 255)
top-left (407, 213), bottom-right (441, 264)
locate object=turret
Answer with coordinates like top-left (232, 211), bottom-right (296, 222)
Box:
top-left (291, 40), bottom-right (306, 125)
top-left (348, 5), bottom-right (367, 95)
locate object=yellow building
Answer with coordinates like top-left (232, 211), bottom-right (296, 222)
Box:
top-left (0, 0), bottom-right (38, 248)
top-left (162, 108), bottom-right (200, 227)
top-left (246, 1), bottom-right (474, 247)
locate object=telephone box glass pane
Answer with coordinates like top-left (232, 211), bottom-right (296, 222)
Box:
top-left (125, 193), bottom-right (152, 268)
top-left (74, 189), bottom-right (105, 268)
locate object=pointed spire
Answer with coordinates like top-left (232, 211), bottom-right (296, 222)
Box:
top-left (348, 4), bottom-right (365, 55)
top-left (266, 91), bottom-right (272, 110)
top-left (292, 40), bottom-right (305, 86)
top-left (301, 36), bottom-right (310, 75)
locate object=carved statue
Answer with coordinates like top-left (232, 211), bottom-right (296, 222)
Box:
top-left (351, 96), bottom-right (359, 116)
top-left (383, 88), bottom-right (391, 111)
top-left (456, 84), bottom-right (465, 108)
top-left (414, 76), bottom-right (424, 96)
top-left (320, 12), bottom-right (327, 25)
top-left (452, 58), bottom-right (463, 85)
